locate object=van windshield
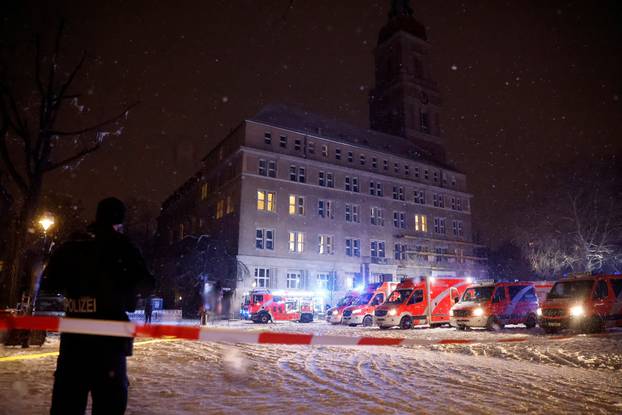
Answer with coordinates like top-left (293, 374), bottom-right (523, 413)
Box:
top-left (354, 293), bottom-right (374, 305)
top-left (461, 286), bottom-right (494, 302)
top-left (337, 295), bottom-right (356, 307)
top-left (547, 280), bottom-right (594, 300)
top-left (386, 289), bottom-right (412, 305)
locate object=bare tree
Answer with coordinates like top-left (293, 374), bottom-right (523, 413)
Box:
top-left (514, 156), bottom-right (622, 279)
top-left (0, 20), bottom-right (137, 307)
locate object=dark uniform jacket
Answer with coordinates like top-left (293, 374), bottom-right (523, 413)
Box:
top-left (42, 224), bottom-right (154, 356)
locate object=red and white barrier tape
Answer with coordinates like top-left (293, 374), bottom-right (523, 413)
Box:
top-left (1, 316), bottom-right (621, 347)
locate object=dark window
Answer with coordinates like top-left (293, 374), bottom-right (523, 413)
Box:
top-left (593, 280), bottom-right (609, 300)
top-left (264, 132), bottom-right (272, 144)
top-left (335, 149), bottom-right (341, 160)
top-left (280, 135), bottom-right (287, 148)
top-left (611, 279), bottom-right (622, 297)
top-left (508, 285), bottom-right (536, 302)
top-left (493, 287), bottom-right (506, 303)
top-left (408, 290), bottom-right (424, 305)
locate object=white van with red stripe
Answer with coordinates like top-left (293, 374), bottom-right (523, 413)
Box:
top-left (342, 282), bottom-right (398, 327)
top-left (450, 281), bottom-right (540, 330)
top-left (374, 277), bottom-right (469, 330)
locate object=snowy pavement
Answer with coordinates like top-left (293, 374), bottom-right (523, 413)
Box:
top-left (1, 321), bottom-right (622, 414)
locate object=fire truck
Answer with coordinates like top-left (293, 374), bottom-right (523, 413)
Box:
top-left (449, 280), bottom-right (540, 330)
top-left (326, 291), bottom-right (360, 324)
top-left (374, 276), bottom-right (469, 330)
top-left (538, 274), bottom-right (622, 334)
top-left (248, 289), bottom-right (315, 324)
top-left (342, 282), bottom-right (398, 327)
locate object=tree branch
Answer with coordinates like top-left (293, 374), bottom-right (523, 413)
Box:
top-left (43, 142), bottom-right (100, 172)
top-left (49, 101), bottom-right (139, 137)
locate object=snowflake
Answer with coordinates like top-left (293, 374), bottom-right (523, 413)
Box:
top-left (451, 65), bottom-right (458, 71)
top-left (222, 96), bottom-right (229, 103)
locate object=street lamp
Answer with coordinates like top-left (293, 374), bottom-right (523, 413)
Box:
top-left (38, 213), bottom-right (55, 254)
top-left (38, 214), bottom-right (55, 234)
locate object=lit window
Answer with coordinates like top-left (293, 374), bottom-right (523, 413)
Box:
top-left (216, 199), bottom-right (224, 219)
top-left (289, 195), bottom-right (304, 215)
top-left (200, 183), bottom-right (209, 200)
top-left (226, 195), bottom-right (234, 214)
top-left (415, 215), bottom-right (427, 232)
top-left (288, 231), bottom-right (304, 253)
top-left (257, 190), bottom-right (275, 212)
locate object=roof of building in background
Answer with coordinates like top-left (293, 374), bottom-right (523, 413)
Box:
top-left (248, 103), bottom-right (455, 171)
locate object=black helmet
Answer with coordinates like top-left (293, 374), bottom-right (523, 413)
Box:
top-left (95, 197), bottom-right (126, 226)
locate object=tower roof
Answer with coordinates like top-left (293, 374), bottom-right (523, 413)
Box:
top-left (378, 1), bottom-right (427, 44)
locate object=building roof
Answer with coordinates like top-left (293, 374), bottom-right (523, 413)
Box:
top-left (247, 103), bottom-right (459, 172)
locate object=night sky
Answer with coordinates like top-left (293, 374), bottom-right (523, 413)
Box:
top-left (4, 0), bottom-right (622, 247)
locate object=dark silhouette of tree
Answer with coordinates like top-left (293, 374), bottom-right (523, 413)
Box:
top-left (513, 154), bottom-right (622, 278)
top-left (0, 20), bottom-right (137, 307)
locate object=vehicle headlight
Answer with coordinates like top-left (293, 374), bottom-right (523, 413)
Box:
top-left (388, 309), bottom-right (397, 316)
top-left (570, 305), bottom-right (585, 317)
top-left (352, 309), bottom-right (362, 315)
top-left (536, 308), bottom-right (542, 317)
top-left (473, 308), bottom-right (484, 317)
top-left (332, 310), bottom-right (338, 316)
top-left (449, 308), bottom-right (454, 317)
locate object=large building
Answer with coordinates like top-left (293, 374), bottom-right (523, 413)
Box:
top-left (154, 4), bottom-right (487, 316)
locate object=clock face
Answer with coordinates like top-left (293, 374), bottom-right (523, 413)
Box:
top-left (420, 91), bottom-right (429, 104)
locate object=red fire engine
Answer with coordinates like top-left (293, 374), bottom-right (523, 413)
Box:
top-left (325, 291), bottom-right (360, 324)
top-left (449, 280), bottom-right (540, 330)
top-left (342, 282), bottom-right (398, 327)
top-left (374, 276), bottom-right (469, 330)
top-left (539, 274), bottom-right (622, 334)
top-left (248, 289), bottom-right (315, 324)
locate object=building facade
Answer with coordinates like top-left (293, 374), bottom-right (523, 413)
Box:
top-left (154, 7), bottom-right (487, 316)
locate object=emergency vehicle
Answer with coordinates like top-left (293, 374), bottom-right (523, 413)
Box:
top-left (538, 274), bottom-right (622, 334)
top-left (248, 289), bottom-right (315, 324)
top-left (326, 291), bottom-right (359, 324)
top-left (374, 276), bottom-right (469, 330)
top-left (449, 280), bottom-right (540, 330)
top-left (342, 282), bottom-right (398, 327)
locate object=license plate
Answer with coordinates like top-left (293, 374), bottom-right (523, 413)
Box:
top-left (548, 322), bottom-right (561, 327)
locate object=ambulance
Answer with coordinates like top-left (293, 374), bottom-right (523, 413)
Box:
top-left (449, 280), bottom-right (540, 330)
top-left (342, 282), bottom-right (398, 327)
top-left (326, 291), bottom-right (360, 324)
top-left (538, 274), bottom-right (622, 334)
top-left (249, 289), bottom-right (315, 324)
top-left (374, 276), bottom-right (469, 330)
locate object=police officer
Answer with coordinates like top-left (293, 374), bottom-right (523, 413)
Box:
top-left (42, 197), bottom-right (154, 415)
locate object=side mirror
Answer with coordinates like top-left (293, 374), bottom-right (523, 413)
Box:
top-left (454, 296), bottom-right (460, 304)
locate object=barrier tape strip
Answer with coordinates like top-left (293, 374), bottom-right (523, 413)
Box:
top-left (1, 316), bottom-right (621, 347)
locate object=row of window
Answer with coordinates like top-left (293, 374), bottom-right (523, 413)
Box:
top-left (257, 160), bottom-right (467, 211)
top-left (261, 133), bottom-right (458, 187)
top-left (257, 191), bottom-right (465, 236)
top-left (253, 268), bottom-right (339, 290)
top-left (255, 229), bottom-right (468, 262)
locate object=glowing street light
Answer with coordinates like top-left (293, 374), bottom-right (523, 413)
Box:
top-left (38, 215), bottom-right (55, 234)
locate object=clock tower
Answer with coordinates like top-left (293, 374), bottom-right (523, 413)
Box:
top-left (369, 1), bottom-right (446, 162)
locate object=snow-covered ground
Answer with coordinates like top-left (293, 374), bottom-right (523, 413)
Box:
top-left (2, 321), bottom-right (622, 414)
